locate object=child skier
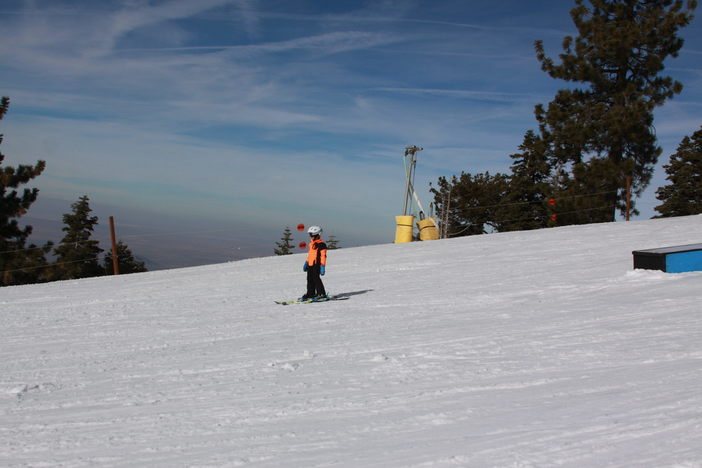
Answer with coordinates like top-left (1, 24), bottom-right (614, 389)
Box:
top-left (301, 225), bottom-right (327, 301)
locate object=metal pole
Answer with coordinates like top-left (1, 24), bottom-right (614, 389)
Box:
top-left (402, 146), bottom-right (422, 216)
top-left (402, 155), bottom-right (412, 215)
top-left (402, 150), bottom-right (414, 215)
top-left (625, 176), bottom-right (632, 222)
top-left (109, 216), bottom-right (120, 275)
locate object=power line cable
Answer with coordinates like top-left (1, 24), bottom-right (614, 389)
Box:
top-left (447, 204), bottom-right (616, 237)
top-left (0, 255), bottom-right (102, 275)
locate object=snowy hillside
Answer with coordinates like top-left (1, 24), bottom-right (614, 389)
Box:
top-left (2, 216), bottom-right (702, 467)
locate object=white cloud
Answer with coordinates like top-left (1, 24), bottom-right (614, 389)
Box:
top-left (372, 87), bottom-right (547, 104)
top-left (95, 0), bottom-right (243, 56)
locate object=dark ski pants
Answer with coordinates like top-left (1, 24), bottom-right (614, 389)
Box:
top-left (306, 264), bottom-right (326, 298)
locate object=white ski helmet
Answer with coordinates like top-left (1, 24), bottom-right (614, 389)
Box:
top-left (308, 225), bottom-right (323, 236)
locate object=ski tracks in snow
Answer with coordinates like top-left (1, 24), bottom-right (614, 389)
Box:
top-left (2, 215), bottom-right (702, 466)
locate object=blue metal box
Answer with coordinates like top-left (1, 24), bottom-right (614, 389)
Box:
top-left (633, 243), bottom-right (702, 273)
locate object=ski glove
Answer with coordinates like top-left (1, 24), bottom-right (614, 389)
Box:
top-left (303, 261), bottom-right (309, 272)
top-left (320, 265), bottom-right (325, 276)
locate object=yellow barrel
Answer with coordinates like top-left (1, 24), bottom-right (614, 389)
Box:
top-left (394, 215), bottom-right (414, 243)
top-left (417, 217), bottom-right (440, 241)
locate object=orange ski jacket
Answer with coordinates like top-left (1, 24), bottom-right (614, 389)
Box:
top-left (306, 238), bottom-right (327, 266)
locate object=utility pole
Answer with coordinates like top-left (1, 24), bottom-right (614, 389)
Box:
top-left (109, 216), bottom-right (119, 275)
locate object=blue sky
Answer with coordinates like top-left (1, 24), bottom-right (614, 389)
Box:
top-left (2, 0), bottom-right (701, 267)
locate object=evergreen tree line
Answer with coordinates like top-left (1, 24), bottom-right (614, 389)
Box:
top-left (1, 97), bottom-right (146, 287)
top-left (432, 0), bottom-right (700, 238)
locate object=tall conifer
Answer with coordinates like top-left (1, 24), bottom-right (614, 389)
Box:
top-left (655, 126), bottom-right (702, 217)
top-left (104, 241), bottom-right (148, 274)
top-left (431, 172), bottom-right (509, 237)
top-left (532, 0), bottom-right (696, 221)
top-left (274, 226), bottom-right (295, 255)
top-left (498, 130), bottom-right (554, 231)
top-left (0, 97), bottom-right (52, 286)
top-left (53, 196), bottom-right (104, 280)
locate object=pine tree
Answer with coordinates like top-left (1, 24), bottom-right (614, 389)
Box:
top-left (1, 241), bottom-right (53, 286)
top-left (274, 226), bottom-right (295, 255)
top-left (431, 171), bottom-right (509, 237)
top-left (497, 130), bottom-right (554, 231)
top-left (326, 235), bottom-right (341, 249)
top-left (0, 96), bottom-right (52, 286)
top-left (532, 0), bottom-right (696, 221)
top-left (655, 126), bottom-right (702, 217)
top-left (53, 195), bottom-right (104, 280)
top-left (104, 241), bottom-right (148, 274)
top-left (556, 158), bottom-right (630, 224)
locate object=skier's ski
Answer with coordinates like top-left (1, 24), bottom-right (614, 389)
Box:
top-left (275, 295), bottom-right (349, 305)
top-left (274, 299), bottom-right (306, 305)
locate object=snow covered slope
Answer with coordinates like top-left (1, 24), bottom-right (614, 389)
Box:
top-left (2, 215), bottom-right (702, 467)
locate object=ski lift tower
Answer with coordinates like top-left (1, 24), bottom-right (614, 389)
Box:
top-left (394, 145), bottom-right (439, 243)
top-left (402, 145), bottom-right (423, 217)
